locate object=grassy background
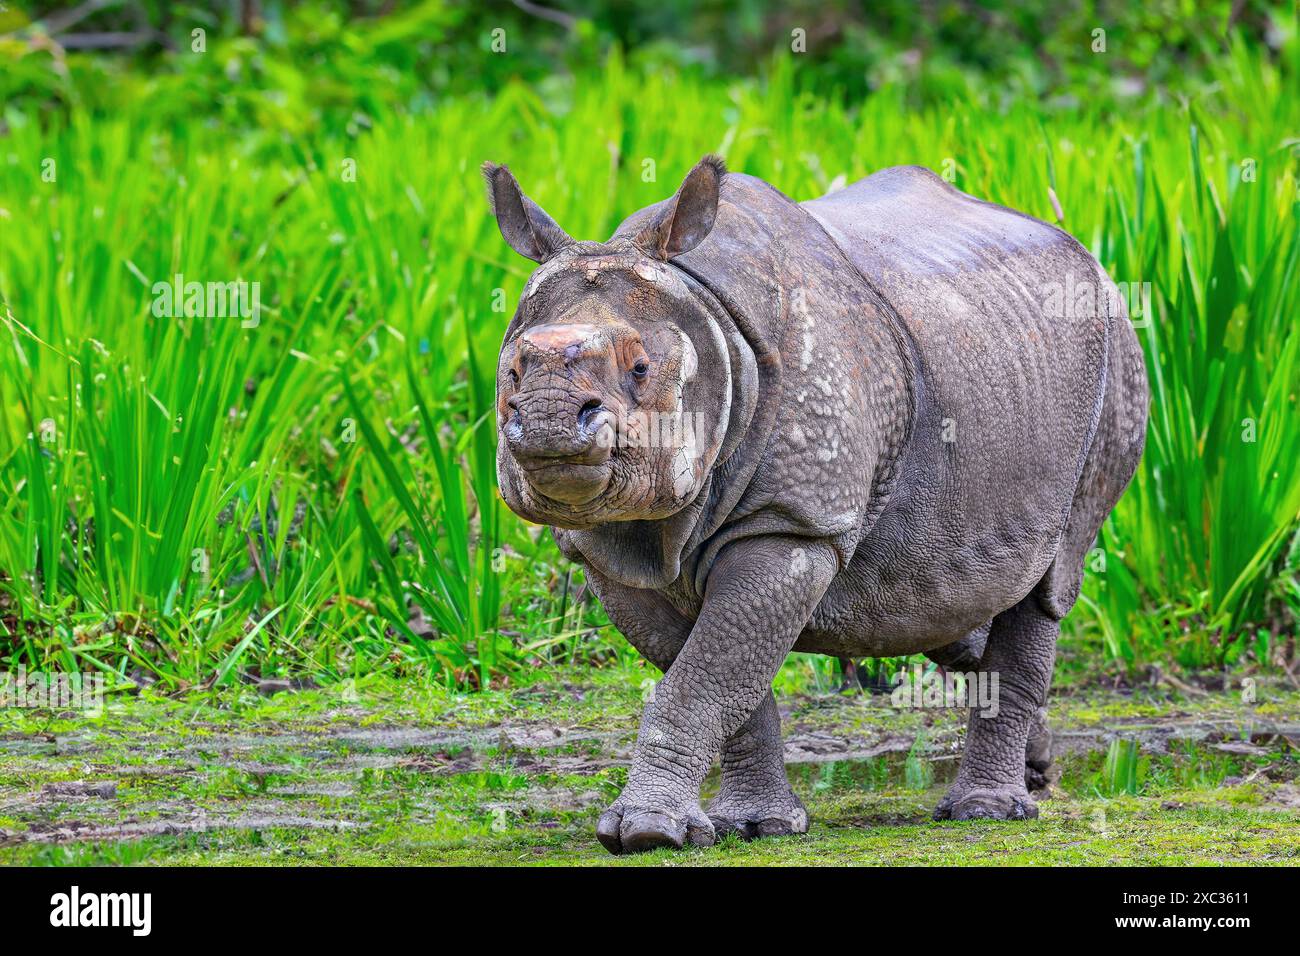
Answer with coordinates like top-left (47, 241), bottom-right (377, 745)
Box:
top-left (0, 1), bottom-right (1298, 693)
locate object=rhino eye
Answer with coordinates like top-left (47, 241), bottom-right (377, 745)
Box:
top-left (631, 359), bottom-right (650, 378)
top-left (507, 368), bottom-right (519, 387)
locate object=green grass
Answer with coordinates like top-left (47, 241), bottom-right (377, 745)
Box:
top-left (0, 41), bottom-right (1297, 688)
top-left (14, 806), bottom-right (1294, 867)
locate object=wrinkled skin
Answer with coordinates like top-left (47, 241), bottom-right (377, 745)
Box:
top-left (483, 156), bottom-right (1148, 853)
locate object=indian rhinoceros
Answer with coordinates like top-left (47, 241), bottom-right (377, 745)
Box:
top-left (483, 156), bottom-right (1148, 854)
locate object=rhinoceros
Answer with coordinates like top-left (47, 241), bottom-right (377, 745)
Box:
top-left (483, 156), bottom-right (1148, 854)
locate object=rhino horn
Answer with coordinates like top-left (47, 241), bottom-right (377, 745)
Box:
top-left (482, 162), bottom-right (575, 263)
top-left (635, 154), bottom-right (726, 261)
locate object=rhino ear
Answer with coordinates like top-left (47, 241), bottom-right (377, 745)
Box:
top-left (636, 155), bottom-right (725, 261)
top-left (482, 162), bottom-right (575, 263)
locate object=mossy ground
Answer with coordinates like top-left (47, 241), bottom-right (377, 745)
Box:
top-left (2, 667), bottom-right (1297, 866)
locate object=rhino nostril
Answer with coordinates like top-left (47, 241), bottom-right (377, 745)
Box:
top-left (578, 398), bottom-right (604, 427)
top-left (507, 394), bottom-right (521, 412)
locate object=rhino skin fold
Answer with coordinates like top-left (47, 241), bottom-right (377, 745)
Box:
top-left (484, 157), bottom-right (1148, 854)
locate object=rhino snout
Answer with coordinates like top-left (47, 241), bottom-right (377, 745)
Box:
top-left (504, 390), bottom-right (615, 505)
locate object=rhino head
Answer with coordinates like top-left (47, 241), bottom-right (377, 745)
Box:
top-left (484, 157), bottom-right (744, 542)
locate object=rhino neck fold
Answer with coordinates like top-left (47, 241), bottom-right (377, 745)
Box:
top-left (666, 253), bottom-right (784, 551)
top-left (556, 483), bottom-right (713, 589)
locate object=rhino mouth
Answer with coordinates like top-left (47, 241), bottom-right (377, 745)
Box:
top-left (517, 454), bottom-right (613, 506)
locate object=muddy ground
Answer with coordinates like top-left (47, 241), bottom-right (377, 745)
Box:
top-left (1, 667), bottom-right (1298, 865)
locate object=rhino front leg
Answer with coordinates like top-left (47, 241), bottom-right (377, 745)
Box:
top-left (596, 537), bottom-right (837, 854)
top-left (586, 566), bottom-right (809, 847)
top-left (934, 595), bottom-right (1058, 821)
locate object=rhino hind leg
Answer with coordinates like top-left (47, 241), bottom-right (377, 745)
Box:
top-left (934, 595), bottom-right (1058, 822)
top-left (980, 286), bottom-right (1147, 802)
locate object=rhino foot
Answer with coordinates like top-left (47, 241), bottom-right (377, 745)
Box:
top-left (933, 786), bottom-right (1039, 822)
top-left (707, 787), bottom-right (808, 840)
top-left (596, 796), bottom-right (716, 855)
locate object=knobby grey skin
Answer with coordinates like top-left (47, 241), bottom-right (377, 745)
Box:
top-left (483, 156), bottom-right (1149, 854)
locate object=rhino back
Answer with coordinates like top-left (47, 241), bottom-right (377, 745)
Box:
top-left (800, 166), bottom-right (1110, 653)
